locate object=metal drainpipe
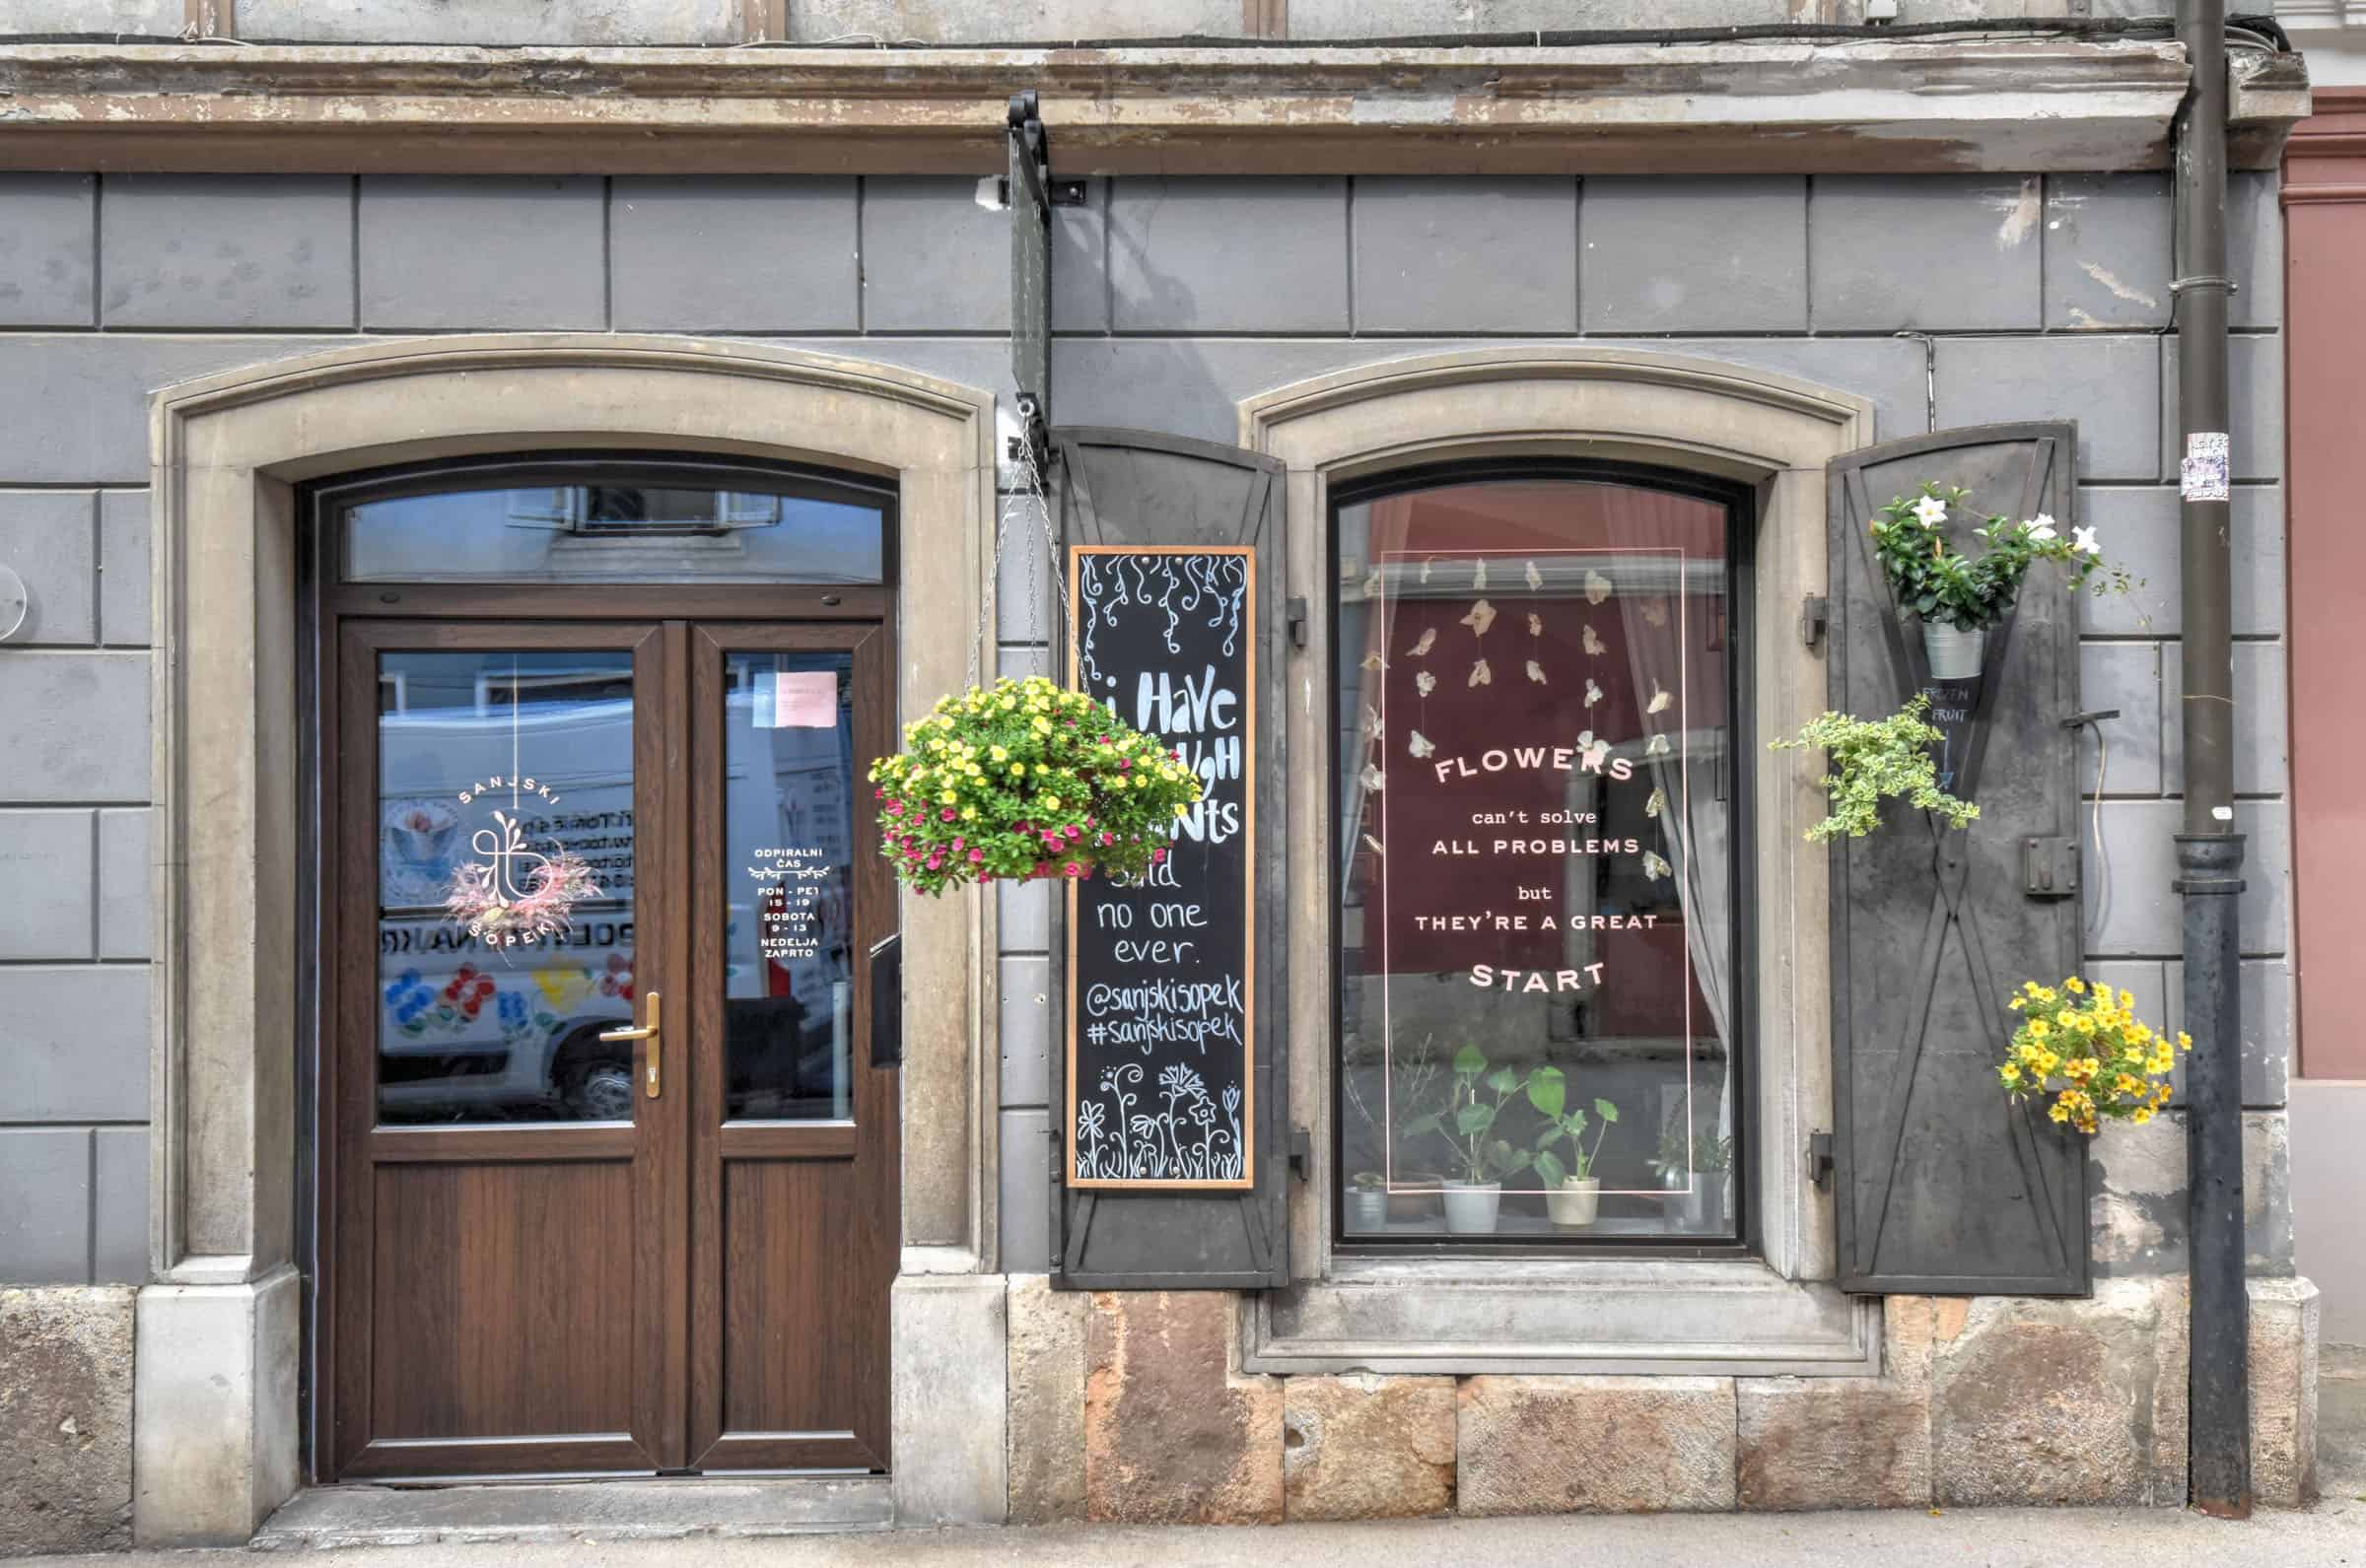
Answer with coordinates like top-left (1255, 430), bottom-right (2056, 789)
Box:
top-left (2173, 0), bottom-right (2252, 1521)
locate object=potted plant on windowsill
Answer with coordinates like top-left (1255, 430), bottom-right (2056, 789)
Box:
top-left (1525, 1067), bottom-right (1619, 1229)
top-left (1648, 1112), bottom-right (1734, 1232)
top-left (1869, 484), bottom-right (2132, 680)
top-left (1402, 1044), bottom-right (1532, 1236)
top-left (1347, 1170), bottom-right (1389, 1232)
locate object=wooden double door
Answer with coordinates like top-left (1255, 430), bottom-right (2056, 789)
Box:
top-left (322, 614), bottom-right (898, 1480)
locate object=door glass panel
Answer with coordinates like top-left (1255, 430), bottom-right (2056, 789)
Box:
top-left (343, 480), bottom-right (885, 583)
top-left (377, 650), bottom-right (640, 1125)
top-left (722, 651), bottom-right (859, 1121)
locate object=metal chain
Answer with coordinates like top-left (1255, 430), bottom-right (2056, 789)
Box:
top-left (972, 432), bottom-right (1071, 692)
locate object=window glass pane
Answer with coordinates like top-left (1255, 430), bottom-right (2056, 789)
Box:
top-left (721, 651), bottom-right (858, 1121)
top-left (1334, 478), bottom-right (1739, 1242)
top-left (377, 650), bottom-right (639, 1125)
top-left (344, 480), bottom-right (884, 583)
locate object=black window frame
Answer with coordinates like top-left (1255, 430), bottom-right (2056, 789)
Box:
top-left (1325, 457), bottom-right (1761, 1260)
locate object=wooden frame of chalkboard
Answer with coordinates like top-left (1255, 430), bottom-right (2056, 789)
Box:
top-left (1064, 544), bottom-right (1257, 1193)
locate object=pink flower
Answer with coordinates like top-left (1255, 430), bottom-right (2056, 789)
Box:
top-left (1151, 848), bottom-right (1168, 863)
top-left (1119, 759), bottom-right (1132, 771)
top-left (1100, 831), bottom-right (1114, 847)
top-left (1065, 825), bottom-right (1081, 840)
top-left (1063, 861), bottom-right (1082, 877)
top-left (886, 801), bottom-right (904, 816)
top-left (927, 855), bottom-right (943, 870)
top-left (872, 787), bottom-right (884, 800)
top-left (940, 808), bottom-right (956, 822)
top-left (952, 837), bottom-right (965, 851)
top-left (969, 849), bottom-right (985, 862)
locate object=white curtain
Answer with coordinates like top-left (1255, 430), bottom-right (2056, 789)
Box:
top-left (1603, 496), bottom-right (1735, 1058)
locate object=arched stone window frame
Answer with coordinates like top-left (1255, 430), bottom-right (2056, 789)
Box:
top-left (1238, 347), bottom-right (1880, 1374)
top-left (137, 336), bottom-right (1008, 1541)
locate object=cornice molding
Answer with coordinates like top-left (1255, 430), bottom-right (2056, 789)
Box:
top-left (0, 37), bottom-right (2309, 173)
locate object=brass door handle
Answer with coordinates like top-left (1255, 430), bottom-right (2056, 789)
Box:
top-left (598, 990), bottom-right (661, 1099)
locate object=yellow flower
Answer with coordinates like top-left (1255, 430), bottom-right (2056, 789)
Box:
top-left (1034, 763), bottom-right (1050, 776)
top-left (961, 807), bottom-right (977, 821)
top-left (1010, 764), bottom-right (1025, 778)
top-left (2131, 1107), bottom-right (2154, 1125)
top-left (2007, 996), bottom-right (2025, 1012)
top-left (2027, 1018), bottom-right (2051, 1042)
top-left (1999, 1064), bottom-right (2023, 1086)
top-left (2049, 1102), bottom-right (2071, 1125)
top-left (939, 789), bottom-right (957, 805)
top-left (2065, 977), bottom-right (2086, 994)
top-left (2119, 989), bottom-right (2136, 1010)
top-left (2177, 1031), bottom-right (2192, 1051)
top-left (1042, 795), bottom-right (1062, 811)
top-left (990, 746), bottom-right (1009, 763)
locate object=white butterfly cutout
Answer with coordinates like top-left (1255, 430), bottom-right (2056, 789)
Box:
top-left (1415, 670), bottom-right (1436, 698)
top-left (1583, 678), bottom-right (1603, 708)
top-left (1582, 623), bottom-right (1606, 657)
top-left (1646, 732), bottom-right (1672, 758)
top-left (1643, 851), bottom-right (1672, 881)
top-left (1525, 660), bottom-right (1548, 685)
top-left (1647, 686), bottom-right (1672, 716)
top-left (1584, 569), bottom-right (1613, 605)
top-left (1460, 598), bottom-right (1496, 637)
top-left (1407, 628), bottom-right (1436, 658)
top-left (1408, 730), bottom-right (1435, 759)
top-left (1469, 658), bottom-right (1493, 688)
top-left (1645, 786), bottom-right (1666, 819)
top-left (1524, 560), bottom-right (1544, 591)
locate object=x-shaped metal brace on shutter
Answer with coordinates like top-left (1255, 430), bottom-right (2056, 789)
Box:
top-left (1844, 469), bottom-right (2077, 1284)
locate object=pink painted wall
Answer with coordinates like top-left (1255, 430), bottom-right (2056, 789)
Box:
top-left (2287, 90), bottom-right (2366, 1078)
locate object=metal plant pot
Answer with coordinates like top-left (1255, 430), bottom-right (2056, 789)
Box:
top-left (1921, 619), bottom-right (1985, 680)
top-left (1347, 1188), bottom-right (1389, 1233)
top-left (1440, 1181), bottom-right (1503, 1236)
top-left (1545, 1177), bottom-right (1602, 1229)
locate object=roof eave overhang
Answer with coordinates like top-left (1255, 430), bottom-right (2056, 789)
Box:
top-left (0, 37), bottom-right (2311, 175)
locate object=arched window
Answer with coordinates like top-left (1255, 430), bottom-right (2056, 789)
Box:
top-left (1330, 463), bottom-right (1752, 1250)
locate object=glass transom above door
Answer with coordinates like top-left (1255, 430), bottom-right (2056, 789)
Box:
top-left (338, 456), bottom-right (890, 583)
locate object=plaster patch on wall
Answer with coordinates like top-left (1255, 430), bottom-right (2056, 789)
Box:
top-left (2077, 260), bottom-right (2160, 309)
top-left (1991, 177), bottom-right (2042, 249)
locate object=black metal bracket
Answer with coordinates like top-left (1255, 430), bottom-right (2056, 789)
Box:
top-left (1800, 593), bottom-right (1830, 649)
top-left (1007, 391), bottom-right (1055, 472)
top-left (1808, 1131), bottom-right (1835, 1190)
top-left (1287, 1126), bottom-right (1313, 1181)
top-left (1286, 595), bottom-right (1309, 649)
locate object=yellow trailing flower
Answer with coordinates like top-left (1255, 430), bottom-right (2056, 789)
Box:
top-left (2000, 974), bottom-right (2178, 1135)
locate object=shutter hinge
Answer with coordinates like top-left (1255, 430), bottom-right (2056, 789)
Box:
top-left (1799, 593), bottom-right (1829, 649)
top-left (1287, 596), bottom-right (1309, 649)
top-left (1808, 1131), bottom-right (1835, 1191)
top-left (1287, 1126), bottom-right (1312, 1180)
top-left (2021, 836), bottom-right (2081, 899)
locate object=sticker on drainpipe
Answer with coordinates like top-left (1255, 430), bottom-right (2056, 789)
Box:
top-left (2181, 432), bottom-right (2231, 503)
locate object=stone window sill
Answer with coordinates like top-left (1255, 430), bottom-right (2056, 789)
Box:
top-left (1242, 1256), bottom-right (1879, 1378)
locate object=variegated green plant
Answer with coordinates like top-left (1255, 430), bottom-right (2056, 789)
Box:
top-left (1769, 694), bottom-right (1977, 842)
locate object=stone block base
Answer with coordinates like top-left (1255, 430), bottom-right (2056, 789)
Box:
top-left (0, 1286), bottom-right (135, 1554)
top-left (889, 1271), bottom-right (1009, 1527)
top-left (1083, 1290), bottom-right (1282, 1524)
top-left (1007, 1275), bottom-right (1089, 1525)
top-left (133, 1269), bottom-right (301, 1547)
top-left (1283, 1374), bottom-right (1454, 1521)
top-left (1457, 1375), bottom-right (1737, 1515)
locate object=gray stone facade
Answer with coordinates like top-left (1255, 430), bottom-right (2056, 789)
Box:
top-left (0, 96), bottom-right (2311, 1546)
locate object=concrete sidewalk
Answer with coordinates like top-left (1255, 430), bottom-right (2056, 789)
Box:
top-left (18, 1348), bottom-right (2363, 1568)
top-left (12, 1501), bottom-right (2364, 1568)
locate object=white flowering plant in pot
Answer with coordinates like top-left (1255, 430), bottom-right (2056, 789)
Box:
top-left (1870, 483), bottom-right (2134, 679)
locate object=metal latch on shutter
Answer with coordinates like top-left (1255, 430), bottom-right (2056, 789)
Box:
top-left (2021, 838), bottom-right (2081, 899)
top-left (1808, 1131), bottom-right (1835, 1191)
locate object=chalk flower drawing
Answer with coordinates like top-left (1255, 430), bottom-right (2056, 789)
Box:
top-left (1075, 1061), bottom-right (1245, 1182)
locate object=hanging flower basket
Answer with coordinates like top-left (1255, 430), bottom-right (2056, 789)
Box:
top-left (869, 674), bottom-right (1205, 896)
top-left (1999, 975), bottom-right (2190, 1134)
top-left (1869, 483), bottom-right (2136, 681)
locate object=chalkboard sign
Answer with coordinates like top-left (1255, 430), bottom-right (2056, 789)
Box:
top-left (1066, 546), bottom-right (1256, 1192)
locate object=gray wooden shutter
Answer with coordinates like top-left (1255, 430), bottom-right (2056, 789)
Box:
top-left (1826, 424), bottom-right (2092, 1297)
top-left (1048, 426), bottom-right (1289, 1290)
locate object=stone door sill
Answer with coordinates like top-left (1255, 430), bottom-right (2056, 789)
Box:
top-left (252, 1476), bottom-right (893, 1549)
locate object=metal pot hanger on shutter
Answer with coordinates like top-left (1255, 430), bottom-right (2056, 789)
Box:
top-left (1824, 424), bottom-right (2092, 1297)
